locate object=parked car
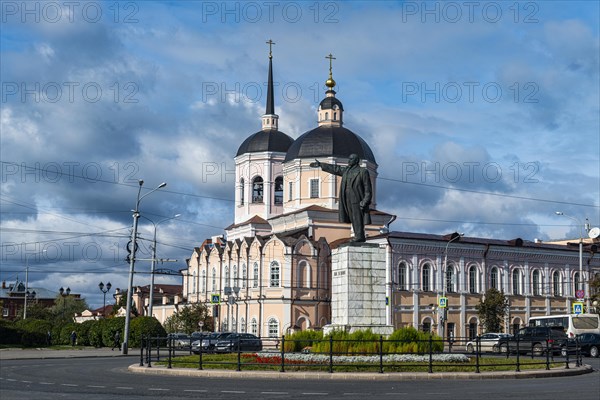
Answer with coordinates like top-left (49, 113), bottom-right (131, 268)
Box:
top-left (465, 333), bottom-right (512, 353)
top-left (498, 326), bottom-right (567, 356)
top-left (191, 332), bottom-right (233, 353)
top-left (561, 333), bottom-right (600, 358)
top-left (214, 333), bottom-right (262, 353)
top-left (168, 333), bottom-right (190, 349)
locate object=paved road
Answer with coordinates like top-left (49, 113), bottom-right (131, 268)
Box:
top-left (1, 349), bottom-right (599, 400)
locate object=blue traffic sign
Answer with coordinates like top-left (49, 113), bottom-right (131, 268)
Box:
top-left (211, 294), bottom-right (220, 304)
top-left (439, 297), bottom-right (448, 308)
top-left (572, 302), bottom-right (584, 315)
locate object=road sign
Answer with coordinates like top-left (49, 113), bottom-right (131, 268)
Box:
top-left (211, 294), bottom-right (220, 304)
top-left (572, 302), bottom-right (584, 315)
top-left (575, 290), bottom-right (585, 299)
top-left (439, 297), bottom-right (448, 308)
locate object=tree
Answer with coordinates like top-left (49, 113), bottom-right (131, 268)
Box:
top-left (476, 288), bottom-right (509, 333)
top-left (163, 303), bottom-right (213, 334)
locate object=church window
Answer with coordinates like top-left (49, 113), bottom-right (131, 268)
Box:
top-left (469, 266), bottom-right (477, 294)
top-left (253, 262), bottom-right (259, 288)
top-left (446, 265), bottom-right (455, 293)
top-left (270, 261), bottom-right (280, 287)
top-left (224, 266), bottom-right (230, 288)
top-left (233, 265), bottom-right (238, 287)
top-left (325, 112), bottom-right (329, 120)
top-left (274, 176), bottom-right (284, 204)
top-left (192, 271), bottom-right (197, 294)
top-left (240, 178), bottom-right (244, 205)
top-left (288, 181), bottom-right (293, 201)
top-left (422, 264), bottom-right (431, 292)
top-left (242, 264), bottom-right (247, 289)
top-left (268, 318), bottom-right (279, 337)
top-left (532, 269), bottom-right (541, 296)
top-left (398, 262), bottom-right (407, 291)
top-left (574, 272), bottom-right (581, 293)
top-left (251, 318), bottom-right (258, 335)
top-left (212, 267), bottom-right (216, 292)
top-left (512, 269), bottom-right (521, 295)
top-left (333, 112), bottom-right (337, 120)
top-left (310, 179), bottom-right (319, 198)
top-left (201, 269), bottom-right (206, 293)
top-left (553, 271), bottom-right (561, 296)
top-left (252, 176), bottom-right (263, 203)
top-left (490, 267), bottom-right (499, 290)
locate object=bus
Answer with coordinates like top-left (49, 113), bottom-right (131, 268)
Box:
top-left (528, 314), bottom-right (600, 337)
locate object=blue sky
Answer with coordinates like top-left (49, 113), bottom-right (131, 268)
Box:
top-left (1, 0), bottom-right (599, 308)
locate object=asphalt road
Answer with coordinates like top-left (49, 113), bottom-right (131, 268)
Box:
top-left (1, 355), bottom-right (599, 400)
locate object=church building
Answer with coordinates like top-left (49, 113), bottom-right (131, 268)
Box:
top-left (179, 45), bottom-right (600, 341)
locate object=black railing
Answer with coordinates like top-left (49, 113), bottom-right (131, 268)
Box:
top-left (138, 333), bottom-right (583, 374)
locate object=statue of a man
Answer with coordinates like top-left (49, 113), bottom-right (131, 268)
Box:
top-left (310, 154), bottom-right (372, 242)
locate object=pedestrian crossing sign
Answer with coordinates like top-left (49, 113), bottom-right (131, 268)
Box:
top-left (211, 294), bottom-right (220, 304)
top-left (439, 297), bottom-right (448, 308)
top-left (572, 302), bottom-right (584, 315)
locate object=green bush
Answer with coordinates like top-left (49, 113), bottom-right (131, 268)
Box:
top-left (14, 319), bottom-right (53, 347)
top-left (88, 320), bottom-right (105, 347)
top-left (0, 320), bottom-right (22, 345)
top-left (308, 328), bottom-right (443, 355)
top-left (130, 316), bottom-right (166, 348)
top-left (283, 330), bottom-right (323, 352)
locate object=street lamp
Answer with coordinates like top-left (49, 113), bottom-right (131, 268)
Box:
top-left (440, 232), bottom-right (463, 344)
top-left (140, 213), bottom-right (180, 319)
top-left (123, 180), bottom-right (167, 355)
top-left (555, 212), bottom-right (585, 308)
top-left (59, 287), bottom-right (71, 320)
top-left (23, 249), bottom-right (46, 319)
top-left (98, 281), bottom-right (112, 318)
top-left (225, 286), bottom-right (240, 332)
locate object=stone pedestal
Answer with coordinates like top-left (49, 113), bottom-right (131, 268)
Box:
top-left (323, 243), bottom-right (393, 336)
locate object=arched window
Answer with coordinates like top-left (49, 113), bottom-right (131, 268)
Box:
top-left (211, 267), bottom-right (216, 292)
top-left (319, 262), bottom-right (328, 291)
top-left (490, 267), bottom-right (499, 290)
top-left (233, 265), bottom-right (238, 287)
top-left (532, 270), bottom-right (541, 296)
top-left (274, 176), bottom-right (283, 205)
top-left (240, 178), bottom-right (245, 205)
top-left (398, 262), bottom-right (407, 291)
top-left (240, 318), bottom-right (246, 333)
top-left (192, 271), bottom-right (197, 294)
top-left (201, 269), bottom-right (206, 293)
top-left (325, 112), bottom-right (329, 120)
top-left (574, 272), bottom-right (581, 293)
top-left (512, 269), bottom-right (521, 295)
top-left (297, 261), bottom-right (309, 288)
top-left (252, 176), bottom-right (263, 203)
top-left (552, 271), bottom-right (561, 296)
top-left (268, 318), bottom-right (279, 338)
top-left (241, 263), bottom-right (247, 289)
top-left (270, 261), bottom-right (280, 287)
top-left (251, 318), bottom-right (258, 335)
top-left (253, 262), bottom-right (259, 288)
top-left (469, 266), bottom-right (477, 294)
top-left (422, 264), bottom-right (431, 292)
top-left (224, 266), bottom-right (230, 288)
top-left (446, 264), bottom-right (455, 293)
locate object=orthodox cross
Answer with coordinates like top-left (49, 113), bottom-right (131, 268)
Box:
top-left (266, 39), bottom-right (275, 58)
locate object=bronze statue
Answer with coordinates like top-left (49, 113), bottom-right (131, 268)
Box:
top-left (310, 154), bottom-right (372, 242)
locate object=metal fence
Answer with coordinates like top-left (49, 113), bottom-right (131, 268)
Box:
top-left (138, 334), bottom-right (583, 374)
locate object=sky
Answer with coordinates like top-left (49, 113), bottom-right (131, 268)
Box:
top-left (1, 0), bottom-right (599, 309)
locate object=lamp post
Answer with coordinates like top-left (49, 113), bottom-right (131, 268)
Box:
top-left (555, 212), bottom-right (586, 308)
top-left (123, 180), bottom-right (167, 355)
top-left (59, 287), bottom-right (71, 320)
top-left (441, 233), bottom-right (463, 344)
top-left (141, 213), bottom-right (180, 319)
top-left (225, 286), bottom-right (240, 332)
top-left (23, 249), bottom-right (46, 319)
top-left (98, 281), bottom-right (112, 318)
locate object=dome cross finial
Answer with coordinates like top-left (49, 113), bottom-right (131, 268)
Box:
top-left (266, 39), bottom-right (275, 59)
top-left (325, 53), bottom-right (336, 89)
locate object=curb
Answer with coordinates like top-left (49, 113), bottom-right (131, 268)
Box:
top-left (128, 363), bottom-right (594, 381)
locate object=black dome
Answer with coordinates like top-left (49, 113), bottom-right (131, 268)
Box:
top-left (236, 129), bottom-right (294, 157)
top-left (319, 95), bottom-right (344, 111)
top-left (283, 126), bottom-right (376, 163)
